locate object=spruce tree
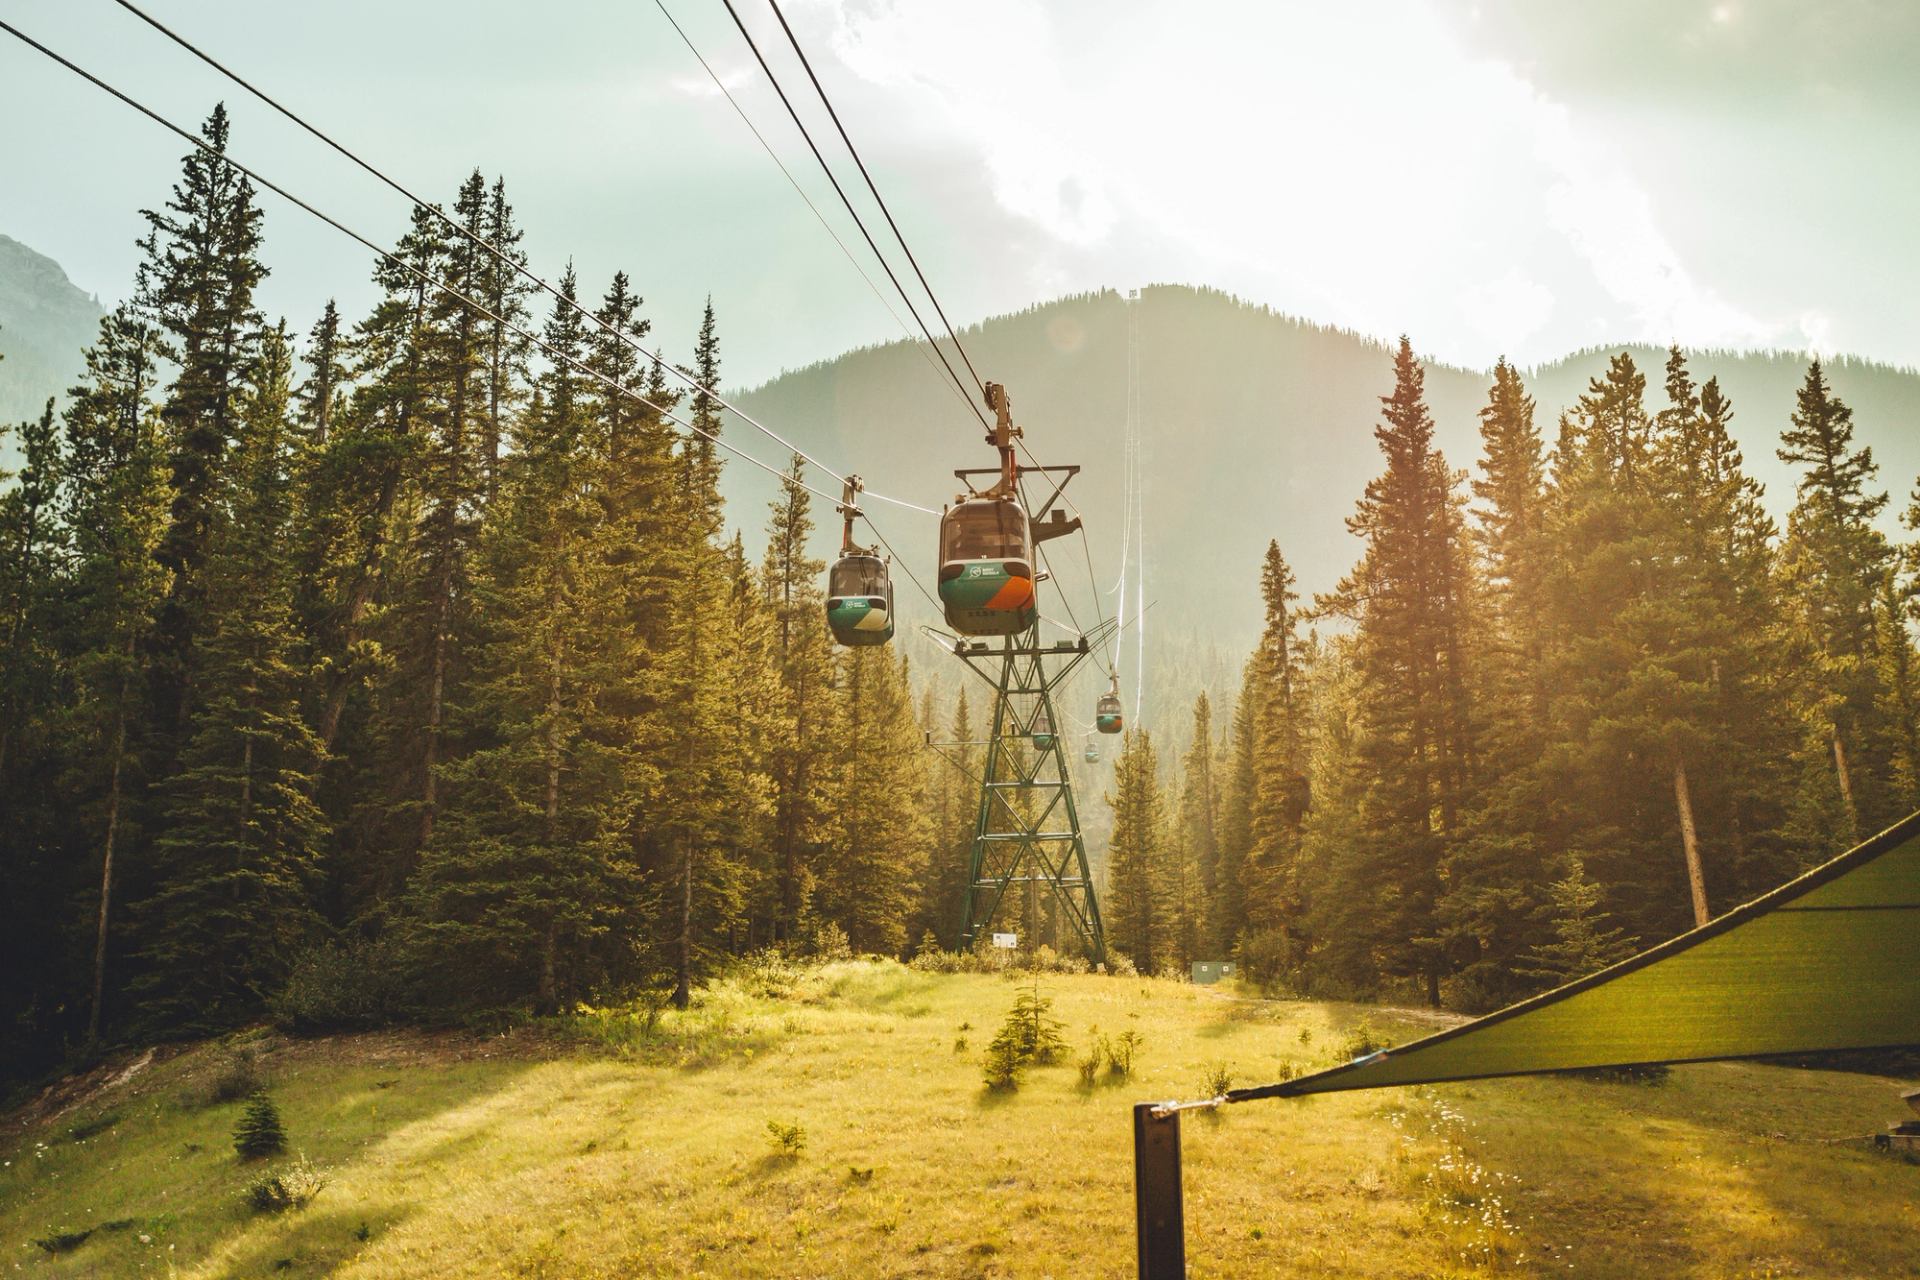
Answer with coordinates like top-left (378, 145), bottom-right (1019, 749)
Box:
top-left (1320, 337), bottom-right (1476, 1005)
top-left (233, 1092), bottom-right (287, 1160)
top-left (134, 324), bottom-right (326, 1029)
top-left (760, 461), bottom-right (834, 941)
top-left (1175, 692), bottom-right (1222, 955)
top-left (1776, 359), bottom-right (1905, 846)
top-left (404, 276), bottom-right (649, 1012)
top-left (816, 648), bottom-right (927, 954)
top-left (137, 103), bottom-right (268, 739)
top-left (1437, 359), bottom-right (1553, 1005)
top-left (1519, 858), bottom-right (1638, 985)
top-left (55, 309), bottom-right (173, 1045)
top-left (1242, 542), bottom-right (1309, 944)
top-left (1212, 668), bottom-right (1256, 950)
top-left (0, 398), bottom-right (64, 780)
top-left (1106, 728), bottom-right (1170, 973)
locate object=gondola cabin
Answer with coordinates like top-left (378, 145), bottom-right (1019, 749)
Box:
top-left (1031, 706), bottom-right (1055, 751)
top-left (825, 553), bottom-right (894, 647)
top-left (938, 497), bottom-right (1037, 636)
top-left (1096, 691), bottom-right (1124, 734)
top-left (1084, 742), bottom-right (1100, 763)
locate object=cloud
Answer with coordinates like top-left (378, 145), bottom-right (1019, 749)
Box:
top-left (796, 0), bottom-right (1794, 366)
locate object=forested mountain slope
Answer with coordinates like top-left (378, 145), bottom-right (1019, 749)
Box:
top-left (735, 284), bottom-right (1920, 651)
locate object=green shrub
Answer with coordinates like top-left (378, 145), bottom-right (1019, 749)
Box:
top-left (1002, 979), bottom-right (1067, 1064)
top-left (810, 921), bottom-right (853, 962)
top-left (1200, 1063), bottom-right (1235, 1097)
top-left (245, 1156), bottom-right (327, 1213)
top-left (271, 936), bottom-right (407, 1032)
top-left (1107, 1029), bottom-right (1143, 1079)
top-left (982, 1025), bottom-right (1025, 1091)
top-left (1236, 928), bottom-right (1293, 993)
top-left (233, 1092), bottom-right (287, 1160)
top-left (1076, 1034), bottom-right (1106, 1088)
top-left (766, 1119), bottom-right (807, 1158)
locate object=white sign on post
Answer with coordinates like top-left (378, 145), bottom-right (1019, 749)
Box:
top-left (990, 932), bottom-right (1019, 949)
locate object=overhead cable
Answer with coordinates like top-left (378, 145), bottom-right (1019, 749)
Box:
top-left (716, 0), bottom-right (987, 431)
top-left (108, 0), bottom-right (937, 517)
top-left (1, 16), bottom-right (849, 515)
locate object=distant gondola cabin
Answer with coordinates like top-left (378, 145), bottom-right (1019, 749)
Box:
top-left (938, 497), bottom-right (1036, 636)
top-left (1031, 706), bottom-right (1055, 751)
top-left (826, 554), bottom-right (894, 647)
top-left (1084, 742), bottom-right (1100, 763)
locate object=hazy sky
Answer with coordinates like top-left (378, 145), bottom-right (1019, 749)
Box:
top-left (3, 0), bottom-right (1916, 387)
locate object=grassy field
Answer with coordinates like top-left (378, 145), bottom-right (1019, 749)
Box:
top-left (4, 960), bottom-right (1917, 1278)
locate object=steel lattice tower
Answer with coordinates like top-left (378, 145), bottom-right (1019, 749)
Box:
top-left (938, 621), bottom-right (1112, 965)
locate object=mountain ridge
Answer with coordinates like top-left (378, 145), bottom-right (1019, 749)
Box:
top-left (734, 283), bottom-right (1920, 653)
top-left (0, 234), bottom-right (104, 454)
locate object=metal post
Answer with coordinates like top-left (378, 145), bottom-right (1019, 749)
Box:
top-left (1133, 1103), bottom-right (1185, 1280)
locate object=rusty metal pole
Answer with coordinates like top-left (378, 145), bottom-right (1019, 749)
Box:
top-left (1133, 1103), bottom-right (1185, 1279)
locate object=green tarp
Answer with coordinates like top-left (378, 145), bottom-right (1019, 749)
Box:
top-left (1231, 810), bottom-right (1920, 1101)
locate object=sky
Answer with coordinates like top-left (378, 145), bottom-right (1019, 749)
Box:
top-left (3, 0), bottom-right (1917, 387)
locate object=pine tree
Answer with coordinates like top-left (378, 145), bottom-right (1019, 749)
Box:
top-left (1436, 360), bottom-right (1553, 1006)
top-left (54, 309), bottom-right (173, 1045)
top-left (760, 461), bottom-right (834, 941)
top-left (476, 177), bottom-right (533, 501)
top-left (1519, 857), bottom-right (1638, 985)
top-left (648, 312), bottom-right (774, 1005)
top-left (134, 324), bottom-right (326, 1028)
top-left (1776, 359), bottom-right (1904, 846)
top-left (403, 276), bottom-right (649, 1012)
top-left (816, 648), bottom-right (927, 954)
top-left (0, 398), bottom-right (64, 780)
top-left (1213, 667), bottom-right (1256, 950)
top-left (1320, 338), bottom-right (1476, 1004)
top-left (1242, 542), bottom-right (1309, 944)
top-left (1106, 728), bottom-right (1170, 973)
top-left (295, 300), bottom-right (347, 449)
top-left (1175, 692), bottom-right (1221, 955)
top-left (137, 103), bottom-right (268, 739)
top-left (918, 688), bottom-right (978, 948)
top-left (233, 1092), bottom-right (287, 1160)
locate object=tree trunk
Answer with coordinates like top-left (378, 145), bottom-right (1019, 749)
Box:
top-left (1831, 726), bottom-right (1861, 841)
top-left (672, 838), bottom-right (695, 1008)
top-left (537, 918), bottom-right (558, 1014)
top-left (420, 572), bottom-right (452, 848)
top-left (87, 662), bottom-right (132, 1047)
top-left (1672, 754), bottom-right (1709, 929)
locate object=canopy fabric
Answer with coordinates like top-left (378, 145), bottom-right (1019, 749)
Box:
top-left (1231, 810), bottom-right (1920, 1101)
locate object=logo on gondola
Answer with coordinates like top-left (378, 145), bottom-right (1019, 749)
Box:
top-left (965, 564), bottom-right (999, 579)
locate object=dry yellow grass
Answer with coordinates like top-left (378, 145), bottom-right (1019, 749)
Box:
top-left (4, 961), bottom-right (1916, 1277)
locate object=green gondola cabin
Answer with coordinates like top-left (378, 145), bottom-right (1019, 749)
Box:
top-left (938, 496), bottom-right (1036, 636)
top-left (1031, 706), bottom-right (1055, 751)
top-left (826, 553), bottom-right (894, 647)
top-left (1096, 690), bottom-right (1123, 734)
